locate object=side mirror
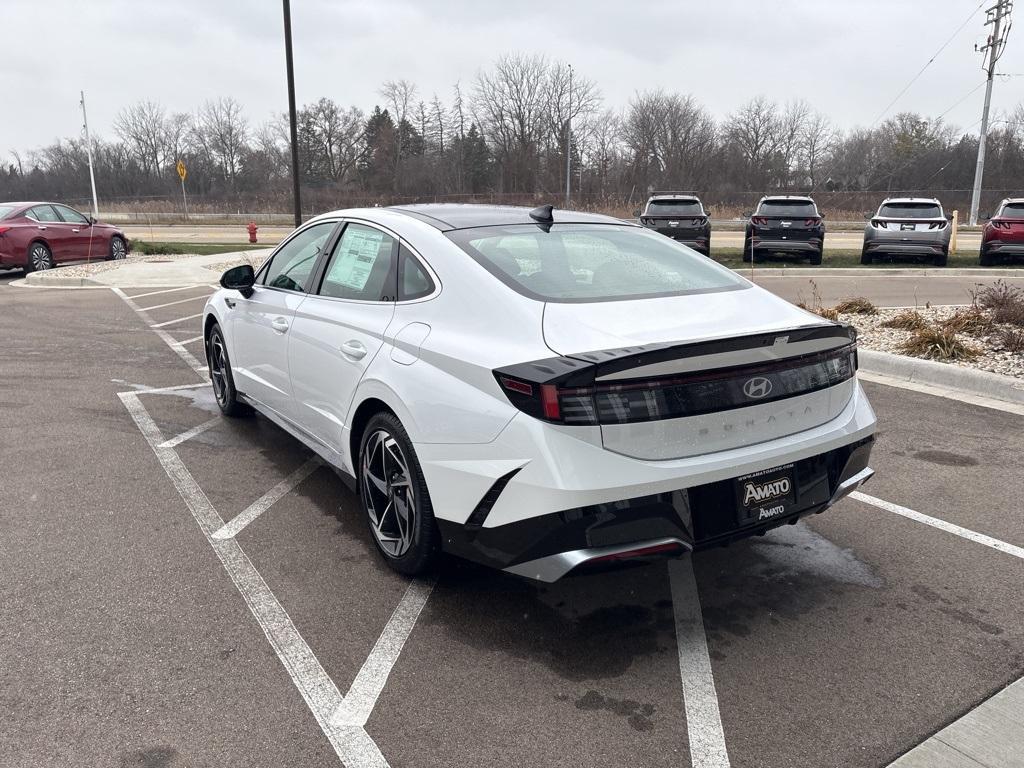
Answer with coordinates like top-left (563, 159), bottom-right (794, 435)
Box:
top-left (863, 212), bottom-right (872, 220)
top-left (221, 264), bottom-right (255, 298)
top-left (945, 212), bottom-right (954, 221)
top-left (633, 208), bottom-right (642, 218)
top-left (980, 212), bottom-right (992, 221)
top-left (742, 210), bottom-right (753, 218)
top-left (88, 215), bottom-right (97, 225)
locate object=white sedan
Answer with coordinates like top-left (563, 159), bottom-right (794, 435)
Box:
top-left (203, 204), bottom-right (876, 581)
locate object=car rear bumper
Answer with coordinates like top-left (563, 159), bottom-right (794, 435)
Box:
top-left (422, 379), bottom-right (876, 580)
top-left (984, 242), bottom-right (1024, 256)
top-left (753, 239), bottom-right (820, 253)
top-left (865, 239), bottom-right (945, 255)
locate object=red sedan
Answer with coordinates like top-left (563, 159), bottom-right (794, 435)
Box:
top-left (0, 201), bottom-right (129, 272)
top-left (980, 198), bottom-right (1024, 266)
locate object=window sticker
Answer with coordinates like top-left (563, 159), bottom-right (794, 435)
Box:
top-left (328, 228), bottom-right (384, 291)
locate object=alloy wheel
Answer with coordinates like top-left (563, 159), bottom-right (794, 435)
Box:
top-left (31, 245), bottom-right (52, 270)
top-left (111, 238), bottom-right (127, 260)
top-left (209, 333), bottom-right (228, 405)
top-left (361, 429), bottom-right (417, 558)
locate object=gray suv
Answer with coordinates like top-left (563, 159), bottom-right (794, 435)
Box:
top-left (637, 192), bottom-right (711, 255)
top-left (862, 198), bottom-right (951, 266)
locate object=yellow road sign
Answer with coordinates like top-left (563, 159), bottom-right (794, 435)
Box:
top-left (176, 160), bottom-right (187, 182)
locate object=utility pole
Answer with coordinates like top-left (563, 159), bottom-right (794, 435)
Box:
top-left (79, 91), bottom-right (99, 218)
top-left (282, 0), bottom-right (302, 227)
top-left (970, 0), bottom-right (1013, 225)
top-left (564, 64), bottom-right (572, 210)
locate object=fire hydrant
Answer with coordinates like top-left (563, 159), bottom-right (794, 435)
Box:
top-left (247, 221), bottom-right (258, 244)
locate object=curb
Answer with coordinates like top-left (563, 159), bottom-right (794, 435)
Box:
top-left (21, 273), bottom-right (104, 288)
top-left (859, 349), bottom-right (1024, 405)
top-left (742, 267), bottom-right (1023, 277)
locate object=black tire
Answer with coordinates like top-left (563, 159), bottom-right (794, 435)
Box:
top-left (933, 247), bottom-right (948, 267)
top-left (358, 412), bottom-right (439, 576)
top-left (809, 248), bottom-right (823, 266)
top-left (980, 248), bottom-right (995, 267)
top-left (752, 247), bottom-right (766, 263)
top-left (25, 241), bottom-right (53, 273)
top-left (860, 248), bottom-right (873, 265)
top-left (108, 235), bottom-right (127, 261)
top-left (742, 235), bottom-right (752, 263)
top-left (206, 323), bottom-right (251, 417)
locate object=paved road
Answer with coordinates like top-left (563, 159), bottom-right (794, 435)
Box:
top-left (2, 277), bottom-right (1022, 767)
top-left (119, 223), bottom-right (985, 252)
top-left (748, 271), bottom-right (1024, 306)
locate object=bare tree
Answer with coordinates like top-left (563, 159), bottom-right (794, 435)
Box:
top-left (380, 79), bottom-right (418, 190)
top-left (114, 101), bottom-right (170, 176)
top-left (194, 97), bottom-right (249, 190)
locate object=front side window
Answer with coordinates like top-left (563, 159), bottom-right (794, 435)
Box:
top-left (645, 199), bottom-right (703, 216)
top-left (447, 224), bottom-right (746, 302)
top-left (261, 222), bottom-right (336, 292)
top-left (756, 200), bottom-right (818, 217)
top-left (878, 203), bottom-right (942, 219)
top-left (318, 223), bottom-right (397, 301)
top-left (54, 205), bottom-right (89, 225)
top-left (29, 205), bottom-right (61, 223)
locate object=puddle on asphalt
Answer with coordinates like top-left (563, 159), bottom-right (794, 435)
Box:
top-left (749, 521), bottom-right (883, 588)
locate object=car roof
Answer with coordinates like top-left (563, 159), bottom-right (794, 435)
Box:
top-left (384, 203), bottom-right (626, 231)
top-left (1, 202), bottom-right (46, 209)
top-left (999, 198), bottom-right (1024, 205)
top-left (759, 195), bottom-right (815, 203)
top-left (880, 197), bottom-right (942, 204)
top-left (647, 191), bottom-right (701, 200)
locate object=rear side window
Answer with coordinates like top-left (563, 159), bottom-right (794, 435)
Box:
top-left (998, 203), bottom-right (1024, 220)
top-left (756, 200), bottom-right (818, 217)
top-left (29, 205), bottom-right (61, 222)
top-left (261, 221), bottom-right (336, 292)
top-left (0, 205), bottom-right (16, 220)
top-left (879, 203), bottom-right (942, 219)
top-left (318, 223), bottom-right (397, 301)
top-left (398, 245), bottom-right (435, 301)
top-left (645, 199), bottom-right (703, 216)
top-left (447, 224), bottom-right (746, 302)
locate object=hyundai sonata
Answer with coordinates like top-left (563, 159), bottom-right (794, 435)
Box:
top-left (203, 204), bottom-right (876, 581)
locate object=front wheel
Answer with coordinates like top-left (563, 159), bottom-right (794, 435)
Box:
top-left (206, 323), bottom-right (251, 417)
top-left (108, 235), bottom-right (127, 261)
top-left (359, 412), bottom-right (439, 576)
top-left (25, 242), bottom-right (54, 273)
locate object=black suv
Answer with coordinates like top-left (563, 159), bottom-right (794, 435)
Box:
top-left (744, 196), bottom-right (825, 264)
top-left (638, 192), bottom-right (711, 255)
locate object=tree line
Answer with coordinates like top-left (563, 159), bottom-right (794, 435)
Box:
top-left (3, 53), bottom-right (1024, 215)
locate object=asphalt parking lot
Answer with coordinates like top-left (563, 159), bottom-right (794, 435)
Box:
top-left (2, 276), bottom-right (1023, 768)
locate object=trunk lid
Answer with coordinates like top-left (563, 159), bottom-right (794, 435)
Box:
top-left (541, 290), bottom-right (857, 460)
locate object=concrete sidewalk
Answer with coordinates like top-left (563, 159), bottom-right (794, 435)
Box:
top-left (20, 250), bottom-right (270, 288)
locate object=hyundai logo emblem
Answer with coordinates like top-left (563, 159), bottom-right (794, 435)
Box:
top-left (743, 376), bottom-right (773, 399)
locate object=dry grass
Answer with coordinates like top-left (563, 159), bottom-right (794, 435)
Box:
top-left (881, 310), bottom-right (928, 331)
top-left (972, 280), bottom-right (1024, 327)
top-left (834, 296), bottom-right (878, 315)
top-left (796, 279), bottom-right (841, 321)
top-left (899, 326), bottom-right (980, 361)
top-left (994, 327), bottom-right (1024, 353)
top-left (941, 306), bottom-right (995, 336)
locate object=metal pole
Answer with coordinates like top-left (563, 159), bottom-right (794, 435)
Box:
top-left (564, 64), bottom-right (572, 209)
top-left (180, 177), bottom-right (189, 219)
top-left (282, 0), bottom-right (302, 227)
top-left (969, 0), bottom-right (1011, 225)
top-left (80, 91), bottom-right (99, 218)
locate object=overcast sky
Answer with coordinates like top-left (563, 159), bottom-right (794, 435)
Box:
top-left (2, 0), bottom-right (1022, 155)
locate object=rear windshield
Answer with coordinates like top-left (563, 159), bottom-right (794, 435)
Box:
top-left (756, 200), bottom-right (817, 217)
top-left (0, 205), bottom-right (16, 220)
top-left (998, 203), bottom-right (1024, 220)
top-left (446, 223), bottom-right (747, 303)
top-left (878, 203), bottom-right (942, 219)
top-left (645, 199), bottom-right (703, 216)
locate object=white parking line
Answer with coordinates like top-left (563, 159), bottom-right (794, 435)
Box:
top-left (120, 391), bottom-right (392, 767)
top-left (128, 285), bottom-right (209, 300)
top-left (151, 312), bottom-right (204, 329)
top-left (212, 457), bottom-right (322, 540)
top-left (179, 335), bottom-right (205, 345)
top-left (143, 293), bottom-right (212, 311)
top-left (330, 577), bottom-right (436, 728)
top-left (157, 417), bottom-right (221, 449)
top-left (111, 287), bottom-right (205, 377)
top-left (668, 558), bottom-right (731, 768)
top-left (851, 491), bottom-right (1024, 560)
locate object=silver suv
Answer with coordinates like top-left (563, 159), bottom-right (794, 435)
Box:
top-left (862, 198), bottom-right (951, 266)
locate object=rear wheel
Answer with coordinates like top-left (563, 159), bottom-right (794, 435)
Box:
top-left (25, 242), bottom-right (53, 273)
top-left (742, 235), bottom-right (752, 263)
top-left (933, 247), bottom-right (948, 267)
top-left (809, 248), bottom-right (823, 266)
top-left (108, 235), bottom-right (127, 261)
top-left (206, 323), bottom-right (251, 417)
top-left (359, 412), bottom-right (439, 577)
top-left (860, 247), bottom-right (873, 265)
top-left (979, 248), bottom-right (995, 267)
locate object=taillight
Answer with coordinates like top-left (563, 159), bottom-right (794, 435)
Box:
top-left (0, 226), bottom-right (10, 236)
top-left (692, 217), bottom-right (707, 226)
top-left (928, 221), bottom-right (947, 230)
top-left (494, 342), bottom-right (857, 426)
top-left (804, 218), bottom-right (821, 227)
top-left (871, 220), bottom-right (886, 229)
top-left (751, 216), bottom-right (767, 226)
top-left (991, 219), bottom-right (1011, 230)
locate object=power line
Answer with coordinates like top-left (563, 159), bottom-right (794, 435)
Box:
top-left (868, 0), bottom-right (988, 127)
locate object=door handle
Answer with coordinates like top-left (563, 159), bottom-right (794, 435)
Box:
top-left (36, 226), bottom-right (47, 230)
top-left (71, 229), bottom-right (80, 233)
top-left (271, 317), bottom-right (290, 334)
top-left (340, 340), bottom-right (367, 360)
